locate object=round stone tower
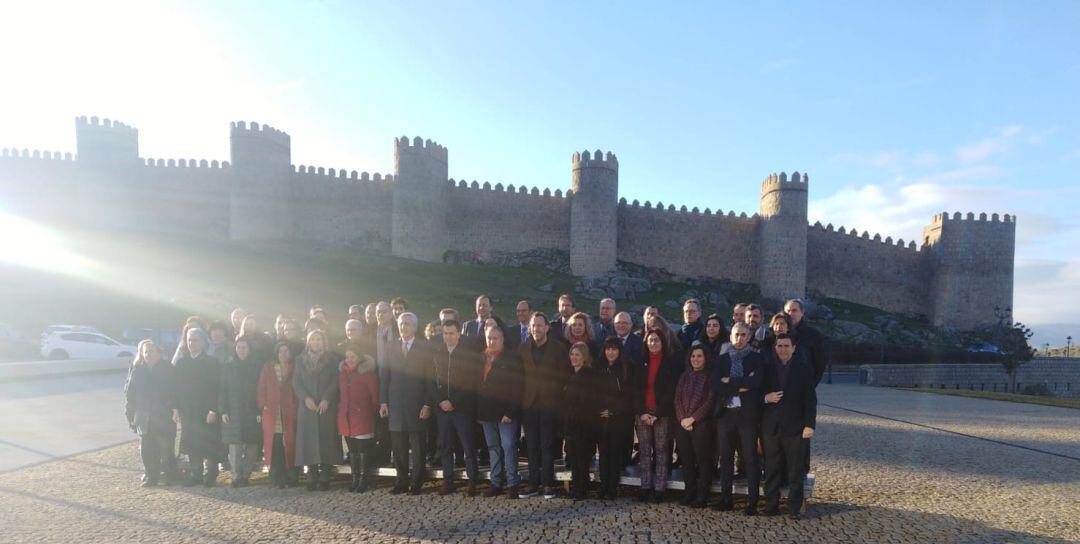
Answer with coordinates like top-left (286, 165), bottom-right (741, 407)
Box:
top-left (758, 171), bottom-right (808, 300)
top-left (392, 136), bottom-right (449, 262)
top-left (569, 149), bottom-right (619, 276)
top-left (229, 121), bottom-right (293, 240)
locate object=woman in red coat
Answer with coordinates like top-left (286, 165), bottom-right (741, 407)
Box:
top-left (338, 346), bottom-right (380, 492)
top-left (258, 342), bottom-right (298, 488)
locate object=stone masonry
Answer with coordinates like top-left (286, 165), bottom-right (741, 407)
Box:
top-left (0, 117), bottom-right (1016, 329)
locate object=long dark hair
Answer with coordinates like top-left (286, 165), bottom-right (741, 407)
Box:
top-left (602, 336), bottom-right (629, 382)
top-left (643, 328), bottom-right (670, 359)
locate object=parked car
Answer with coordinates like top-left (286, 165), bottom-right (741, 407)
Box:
top-left (0, 323), bottom-right (38, 361)
top-left (40, 331), bottom-right (138, 360)
top-left (40, 324), bottom-right (104, 341)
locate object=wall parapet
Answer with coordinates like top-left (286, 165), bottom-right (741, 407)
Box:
top-left (143, 157), bottom-right (229, 169)
top-left (395, 135), bottom-right (447, 164)
top-left (760, 171), bottom-right (808, 196)
top-left (572, 149), bottom-right (618, 171)
top-left (293, 165), bottom-right (393, 183)
top-left (930, 211), bottom-right (1015, 224)
top-left (230, 121), bottom-right (290, 148)
top-left (1, 148), bottom-right (76, 161)
top-left (810, 221), bottom-right (921, 252)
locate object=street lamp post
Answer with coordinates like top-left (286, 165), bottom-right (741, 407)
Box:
top-left (1068, 336), bottom-right (1073, 358)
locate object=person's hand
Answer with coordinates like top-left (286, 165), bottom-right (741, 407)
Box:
top-left (721, 377), bottom-right (730, 384)
top-left (206, 411), bottom-right (216, 424)
top-left (317, 399), bottom-right (330, 414)
top-left (380, 404), bottom-right (389, 418)
top-left (500, 415), bottom-right (512, 424)
top-left (439, 400), bottom-right (454, 412)
top-left (639, 414), bottom-right (651, 424)
top-left (680, 417), bottom-right (694, 431)
top-left (802, 426), bottom-right (814, 439)
top-left (221, 414), bottom-right (231, 425)
top-left (738, 387), bottom-right (750, 393)
top-left (420, 406), bottom-right (432, 420)
top-left (600, 410), bottom-right (610, 419)
top-left (305, 397), bottom-right (318, 412)
top-left (256, 415), bottom-right (262, 424)
top-left (765, 391), bottom-right (784, 404)
top-left (172, 409), bottom-right (180, 424)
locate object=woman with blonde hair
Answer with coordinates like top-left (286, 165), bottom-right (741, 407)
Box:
top-left (293, 330), bottom-right (341, 491)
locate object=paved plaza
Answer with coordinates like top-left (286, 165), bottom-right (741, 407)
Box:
top-left (0, 383), bottom-right (1077, 543)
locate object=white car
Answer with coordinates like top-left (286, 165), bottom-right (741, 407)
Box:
top-left (40, 331), bottom-right (137, 360)
top-left (40, 324), bottom-right (103, 341)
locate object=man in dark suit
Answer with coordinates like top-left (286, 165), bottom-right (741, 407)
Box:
top-left (613, 312), bottom-right (643, 364)
top-left (711, 322), bottom-right (764, 514)
top-left (594, 298), bottom-right (617, 343)
top-left (506, 300), bottom-right (532, 353)
top-left (548, 293), bottom-right (575, 341)
top-left (462, 295), bottom-right (493, 339)
top-left (378, 312), bottom-right (435, 495)
top-left (784, 298), bottom-right (827, 477)
top-left (518, 311), bottom-right (570, 499)
top-left (760, 334), bottom-right (816, 519)
top-left (432, 319), bottom-right (482, 496)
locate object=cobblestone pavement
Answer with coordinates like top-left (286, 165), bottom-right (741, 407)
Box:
top-left (1, 384), bottom-right (1077, 543)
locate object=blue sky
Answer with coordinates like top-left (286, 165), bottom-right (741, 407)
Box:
top-left (1, 1), bottom-right (1077, 345)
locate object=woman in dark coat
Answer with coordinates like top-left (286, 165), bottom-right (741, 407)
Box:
top-left (219, 338), bottom-right (263, 487)
top-left (698, 314), bottom-right (727, 358)
top-left (632, 328), bottom-right (684, 503)
top-left (174, 328), bottom-right (223, 486)
top-left (596, 336), bottom-right (633, 500)
top-left (293, 329), bottom-right (341, 491)
top-left (236, 315), bottom-right (274, 366)
top-left (674, 344), bottom-right (716, 508)
top-left (258, 342), bottom-right (298, 488)
top-left (125, 340), bottom-right (179, 486)
top-left (562, 342), bottom-right (601, 501)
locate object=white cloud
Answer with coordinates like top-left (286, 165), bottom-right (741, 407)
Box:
top-left (954, 125), bottom-right (1024, 163)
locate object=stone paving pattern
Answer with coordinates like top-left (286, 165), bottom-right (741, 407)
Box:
top-left (1, 385), bottom-right (1077, 543)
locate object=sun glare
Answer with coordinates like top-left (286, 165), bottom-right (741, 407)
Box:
top-left (0, 212), bottom-right (97, 275)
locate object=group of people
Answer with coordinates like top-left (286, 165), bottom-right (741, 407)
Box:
top-left (124, 293), bottom-right (825, 519)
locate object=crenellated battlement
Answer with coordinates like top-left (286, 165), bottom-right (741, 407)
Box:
top-left (293, 164), bottom-right (394, 183)
top-left (76, 115), bottom-right (138, 135)
top-left (760, 171), bottom-right (808, 196)
top-left (572, 149), bottom-right (618, 171)
top-left (1, 148), bottom-right (76, 161)
top-left (810, 220), bottom-right (922, 252)
top-left (395, 135), bottom-right (448, 164)
top-left (230, 121), bottom-right (290, 147)
top-left (930, 211), bottom-right (1015, 225)
top-left (143, 158), bottom-right (229, 169)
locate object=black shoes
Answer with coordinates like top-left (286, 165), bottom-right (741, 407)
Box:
top-left (390, 484), bottom-right (407, 495)
top-left (637, 489), bottom-right (652, 503)
top-left (679, 494), bottom-right (696, 506)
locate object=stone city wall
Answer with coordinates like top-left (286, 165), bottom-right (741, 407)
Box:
top-left (859, 359), bottom-right (1080, 398)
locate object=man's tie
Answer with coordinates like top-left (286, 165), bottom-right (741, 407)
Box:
top-left (520, 325), bottom-right (527, 343)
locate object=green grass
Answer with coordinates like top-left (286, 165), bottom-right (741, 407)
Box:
top-left (899, 387), bottom-right (1080, 410)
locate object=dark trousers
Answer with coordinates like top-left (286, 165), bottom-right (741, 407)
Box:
top-left (598, 422), bottom-right (631, 494)
top-left (566, 429), bottom-right (596, 496)
top-left (522, 407), bottom-right (557, 489)
top-left (344, 436), bottom-right (373, 481)
top-left (716, 410), bottom-right (760, 506)
top-left (374, 417), bottom-right (392, 466)
top-left (675, 420), bottom-right (714, 500)
top-left (425, 415), bottom-right (439, 462)
top-left (139, 432), bottom-right (178, 482)
top-left (188, 453), bottom-right (220, 481)
top-left (268, 433), bottom-right (296, 485)
top-left (762, 433), bottom-right (807, 514)
top-left (391, 431), bottom-right (425, 489)
top-left (437, 410), bottom-right (479, 483)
